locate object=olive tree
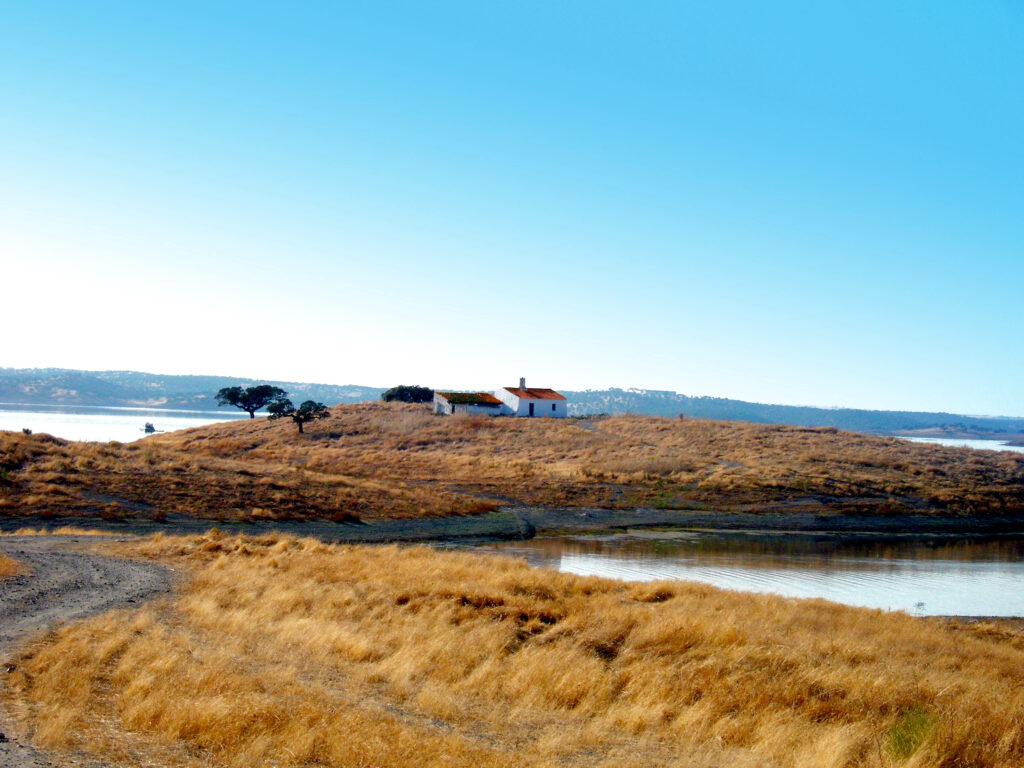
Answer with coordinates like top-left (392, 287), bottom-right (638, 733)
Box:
top-left (266, 398), bottom-right (330, 433)
top-left (215, 385), bottom-right (288, 419)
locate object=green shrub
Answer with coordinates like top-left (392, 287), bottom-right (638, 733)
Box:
top-left (887, 706), bottom-right (933, 760)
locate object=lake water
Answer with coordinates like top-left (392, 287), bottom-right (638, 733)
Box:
top-left (480, 533), bottom-right (1024, 617)
top-left (898, 436), bottom-right (1024, 454)
top-left (0, 404), bottom-right (249, 443)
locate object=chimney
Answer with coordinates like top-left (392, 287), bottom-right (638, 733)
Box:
top-left (519, 377), bottom-right (526, 390)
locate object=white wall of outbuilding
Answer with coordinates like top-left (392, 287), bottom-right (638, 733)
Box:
top-left (433, 393), bottom-right (504, 416)
top-left (494, 389), bottom-right (567, 418)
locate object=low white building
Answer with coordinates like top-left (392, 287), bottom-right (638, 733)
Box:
top-left (494, 378), bottom-right (567, 418)
top-left (433, 391), bottom-right (505, 416)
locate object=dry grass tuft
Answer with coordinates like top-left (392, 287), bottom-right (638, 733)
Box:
top-left (0, 552), bottom-right (23, 577)
top-left (0, 526), bottom-right (120, 536)
top-left (6, 531), bottom-right (1024, 767)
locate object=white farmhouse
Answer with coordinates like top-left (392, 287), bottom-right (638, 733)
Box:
top-left (433, 391), bottom-right (505, 416)
top-left (494, 378), bottom-right (567, 418)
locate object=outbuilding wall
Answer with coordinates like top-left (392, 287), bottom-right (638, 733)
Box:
top-left (434, 394), bottom-right (504, 416)
top-left (453, 403), bottom-right (503, 416)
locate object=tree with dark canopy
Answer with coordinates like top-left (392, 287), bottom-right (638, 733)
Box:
top-left (215, 385), bottom-right (288, 419)
top-left (266, 398), bottom-right (330, 433)
top-left (381, 385), bottom-right (434, 403)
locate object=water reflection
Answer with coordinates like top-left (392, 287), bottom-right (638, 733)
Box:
top-left (0, 404), bottom-right (248, 442)
top-left (898, 436), bottom-right (1024, 454)
top-left (480, 534), bottom-right (1024, 617)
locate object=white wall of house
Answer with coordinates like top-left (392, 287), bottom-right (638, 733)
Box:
top-left (494, 389), bottom-right (567, 418)
top-left (529, 398), bottom-right (566, 418)
top-left (494, 388), bottom-right (519, 415)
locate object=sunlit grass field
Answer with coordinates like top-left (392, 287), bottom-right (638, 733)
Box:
top-left (5, 530), bottom-right (1024, 768)
top-left (2, 402), bottom-right (1023, 523)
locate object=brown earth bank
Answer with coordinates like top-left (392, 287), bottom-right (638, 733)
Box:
top-left (4, 507), bottom-right (1024, 544)
top-left (2, 403), bottom-right (1023, 533)
top-left (4, 530), bottom-right (1024, 768)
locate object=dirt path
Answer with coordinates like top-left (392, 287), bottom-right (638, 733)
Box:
top-left (0, 536), bottom-right (171, 768)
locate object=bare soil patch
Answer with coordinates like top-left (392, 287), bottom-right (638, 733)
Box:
top-left (0, 535), bottom-right (171, 768)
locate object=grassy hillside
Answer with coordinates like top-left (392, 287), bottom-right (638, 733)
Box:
top-left (6, 531), bottom-right (1024, 767)
top-left (2, 402), bottom-right (1023, 524)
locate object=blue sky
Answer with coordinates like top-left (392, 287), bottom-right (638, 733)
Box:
top-left (3, 2), bottom-right (1022, 415)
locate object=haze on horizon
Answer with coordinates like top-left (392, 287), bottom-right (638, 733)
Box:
top-left (3, 2), bottom-right (1022, 417)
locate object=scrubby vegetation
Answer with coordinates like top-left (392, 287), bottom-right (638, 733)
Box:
top-left (1, 402), bottom-right (1023, 523)
top-left (6, 531), bottom-right (1024, 767)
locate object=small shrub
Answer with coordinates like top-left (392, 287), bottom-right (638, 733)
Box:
top-left (453, 413), bottom-right (489, 431)
top-left (887, 706), bottom-right (933, 759)
top-left (0, 553), bottom-right (23, 578)
top-left (99, 504), bottom-right (123, 521)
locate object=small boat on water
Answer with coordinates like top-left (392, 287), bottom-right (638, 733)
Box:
top-left (142, 422), bottom-right (164, 434)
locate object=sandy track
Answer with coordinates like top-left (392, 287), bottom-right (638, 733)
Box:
top-left (0, 536), bottom-right (171, 768)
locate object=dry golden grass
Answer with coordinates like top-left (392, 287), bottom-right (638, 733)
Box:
top-left (0, 552), bottom-right (22, 577)
top-left (0, 526), bottom-right (119, 536)
top-left (6, 531), bottom-right (1024, 768)
top-left (2, 403), bottom-right (1023, 523)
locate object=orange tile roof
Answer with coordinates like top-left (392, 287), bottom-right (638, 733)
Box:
top-left (501, 387), bottom-right (566, 401)
top-left (435, 391), bottom-right (503, 405)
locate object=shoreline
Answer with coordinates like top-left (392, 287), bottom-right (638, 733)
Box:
top-left (3, 524), bottom-right (1023, 620)
top-left (3, 506), bottom-right (1024, 544)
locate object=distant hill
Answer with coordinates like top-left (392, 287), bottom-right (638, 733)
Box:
top-left (562, 388), bottom-right (1024, 436)
top-left (0, 368), bottom-right (384, 411)
top-left (2, 369), bottom-right (1022, 437)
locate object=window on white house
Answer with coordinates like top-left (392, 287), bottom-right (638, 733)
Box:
top-left (551, 403), bottom-right (556, 411)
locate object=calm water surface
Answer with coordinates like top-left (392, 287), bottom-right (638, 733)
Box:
top-left (481, 533), bottom-right (1024, 617)
top-left (898, 436), bottom-right (1024, 454)
top-left (0, 404), bottom-right (249, 442)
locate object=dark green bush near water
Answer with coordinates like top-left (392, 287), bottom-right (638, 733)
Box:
top-left (215, 385), bottom-right (288, 418)
top-left (381, 385), bottom-right (433, 403)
